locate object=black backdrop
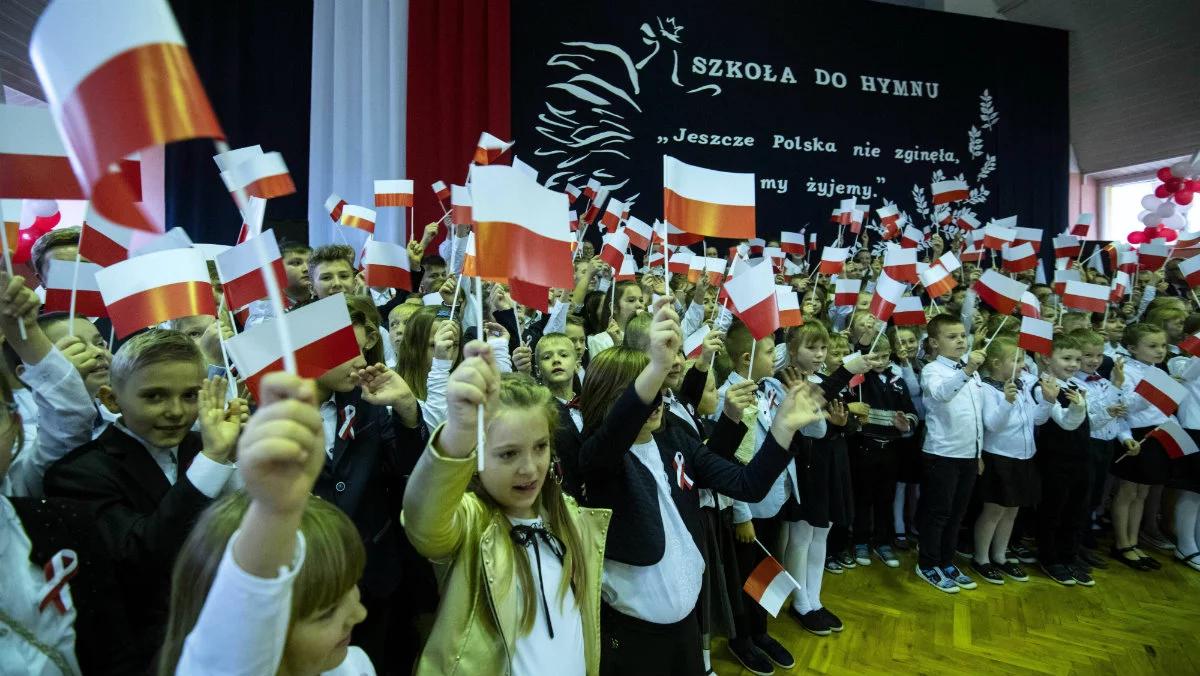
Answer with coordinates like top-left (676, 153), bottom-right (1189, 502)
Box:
top-left (511, 0), bottom-right (1069, 253)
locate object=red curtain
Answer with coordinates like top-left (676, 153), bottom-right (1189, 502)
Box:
top-left (406, 0), bottom-right (510, 248)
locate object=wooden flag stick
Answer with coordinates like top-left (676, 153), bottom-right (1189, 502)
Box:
top-left (1012, 344), bottom-right (1021, 382)
top-left (475, 275), bottom-right (486, 473)
top-left (1115, 427), bottom-right (1157, 464)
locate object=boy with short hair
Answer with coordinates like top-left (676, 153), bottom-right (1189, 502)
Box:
top-left (29, 226), bottom-right (82, 285)
top-left (917, 314), bottom-right (986, 593)
top-left (308, 244), bottom-right (358, 298)
top-left (245, 241), bottom-right (313, 327)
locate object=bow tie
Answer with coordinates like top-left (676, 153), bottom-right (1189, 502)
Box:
top-left (510, 523), bottom-right (565, 639)
top-left (1085, 374), bottom-right (1103, 382)
top-left (563, 396), bottom-right (581, 410)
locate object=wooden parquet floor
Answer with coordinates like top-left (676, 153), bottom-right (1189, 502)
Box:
top-left (711, 541), bottom-right (1200, 676)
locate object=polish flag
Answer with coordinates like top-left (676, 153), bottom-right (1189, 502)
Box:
top-left (602, 198), bottom-right (625, 232)
top-left (511, 156), bottom-right (538, 181)
top-left (829, 207), bottom-right (842, 224)
top-left (1177, 231), bottom-right (1200, 249)
top-left (868, 271), bottom-right (907, 322)
top-left (450, 184), bottom-right (473, 226)
top-left (461, 232), bottom-right (498, 281)
top-left (1071, 213), bottom-right (1093, 237)
top-left (324, 193), bottom-right (347, 222)
top-left (663, 155), bottom-right (755, 239)
top-left (1180, 255), bottom-right (1200, 288)
top-left (600, 230), bottom-right (629, 270)
top-left (1013, 227), bottom-right (1043, 253)
top-left (1019, 291), bottom-right (1041, 319)
top-left (564, 183), bottom-right (581, 205)
top-left (748, 238), bottom-right (766, 255)
top-left (1137, 241), bottom-right (1169, 272)
top-left (809, 233), bottom-right (819, 251)
top-left (666, 249), bottom-right (692, 276)
top-left (934, 252), bottom-right (962, 274)
top-left (510, 277), bottom-right (551, 313)
top-left (1053, 234), bottom-right (1081, 260)
top-left (763, 247), bottom-right (785, 271)
top-left (582, 188), bottom-right (608, 224)
top-left (339, 205), bottom-right (377, 234)
top-left (837, 198), bottom-right (856, 225)
top-left (1061, 280), bottom-right (1110, 314)
top-left (687, 255), bottom-right (705, 283)
top-left (663, 220), bottom-right (704, 247)
top-left (30, 0), bottom-right (221, 232)
top-left (625, 216), bottom-right (654, 251)
top-left (877, 204), bottom-right (901, 227)
top-left (776, 286), bottom-right (803, 327)
top-left (229, 152), bottom-right (295, 199)
top-left (982, 225), bottom-right (1016, 251)
top-left (471, 166), bottom-right (574, 289)
top-left (94, 247), bottom-right (215, 337)
top-left (226, 294), bottom-right (362, 398)
top-left (883, 247), bottom-right (918, 283)
top-left (569, 210), bottom-right (579, 233)
top-left (1179, 332), bottom-right (1200, 358)
top-left (474, 132), bottom-right (513, 165)
top-left (1134, 366), bottom-right (1188, 417)
top-left (582, 178), bottom-right (601, 201)
top-left (361, 239), bottom-right (413, 292)
top-left (684, 325), bottom-right (710, 359)
top-left (900, 225), bottom-right (923, 249)
top-left (1110, 270), bottom-right (1131, 302)
top-left (1018, 316), bottom-right (1054, 355)
top-left (974, 270), bottom-right (1028, 315)
top-left (614, 253), bottom-right (638, 282)
top-left (819, 246), bottom-right (849, 275)
top-left (235, 196), bottom-right (267, 245)
top-left (215, 230), bottom-right (287, 310)
top-left (849, 207), bottom-right (867, 234)
top-left (1148, 420), bottom-right (1200, 459)
top-left (212, 144), bottom-right (260, 173)
top-left (834, 278), bottom-right (862, 307)
top-left (723, 259), bottom-right (778, 340)
top-left (1002, 242), bottom-right (1038, 273)
top-left (647, 251), bottom-right (665, 268)
top-left (1117, 249), bottom-right (1138, 274)
top-left (432, 180), bottom-right (450, 203)
top-left (44, 259), bottom-right (107, 317)
top-left (743, 555), bottom-right (801, 618)
top-left (956, 212), bottom-right (981, 231)
top-left (80, 212), bottom-right (136, 267)
top-left (374, 179), bottom-right (414, 208)
top-left (920, 265), bottom-right (957, 298)
top-left (931, 179), bottom-right (969, 205)
top-left (1053, 268), bottom-right (1081, 296)
top-left (704, 257), bottom-right (728, 286)
top-left (892, 296), bottom-right (927, 326)
top-left (959, 244), bottom-right (984, 263)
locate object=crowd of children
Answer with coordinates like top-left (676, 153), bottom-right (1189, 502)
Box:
top-left (4, 219), bottom-right (1200, 676)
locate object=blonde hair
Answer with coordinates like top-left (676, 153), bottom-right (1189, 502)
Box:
top-left (983, 336), bottom-right (1019, 378)
top-left (110, 329), bottom-right (204, 390)
top-left (158, 493), bottom-right (365, 675)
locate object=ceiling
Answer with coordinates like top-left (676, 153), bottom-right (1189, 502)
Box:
top-left (4, 0), bottom-right (1199, 176)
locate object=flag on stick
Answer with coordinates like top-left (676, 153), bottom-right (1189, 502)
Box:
top-left (892, 296), bottom-right (926, 326)
top-left (1147, 421), bottom-right (1200, 459)
top-left (44, 259), bottom-right (106, 317)
top-left (663, 155), bottom-right (755, 239)
top-left (215, 230), bottom-right (287, 310)
top-left (868, 271), bottom-right (906, 322)
top-left (974, 270), bottom-right (1028, 315)
top-left (374, 179), bottom-right (414, 207)
top-left (834, 278), bottom-right (861, 307)
top-left (95, 247), bottom-right (215, 337)
top-left (1018, 316), bottom-right (1054, 355)
top-left (471, 165), bottom-right (574, 289)
top-left (723, 259), bottom-right (778, 340)
top-left (931, 179), bottom-right (969, 205)
top-left (777, 286), bottom-right (803, 327)
top-left (743, 553), bottom-right (802, 618)
top-left (1134, 367), bottom-right (1188, 417)
top-left (1061, 281), bottom-right (1109, 314)
top-left (474, 132), bottom-right (513, 165)
top-left (361, 239), bottom-right (414, 292)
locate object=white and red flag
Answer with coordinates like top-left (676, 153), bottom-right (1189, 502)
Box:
top-left (1013, 227), bottom-right (1043, 253)
top-left (1110, 270), bottom-right (1131, 302)
top-left (614, 252), bottom-right (638, 282)
top-left (1180, 254), bottom-right (1200, 288)
top-left (1071, 213), bottom-right (1093, 237)
top-left (1061, 280), bottom-right (1109, 313)
top-left (776, 286), bottom-right (803, 327)
top-left (920, 265), bottom-right (957, 298)
top-left (511, 156), bottom-right (538, 181)
top-left (684, 325), bottom-right (710, 359)
top-left (723, 258), bottom-right (778, 340)
top-left (30, 0), bottom-right (221, 232)
top-left (339, 205), bottom-right (377, 234)
top-left (1117, 249), bottom-right (1138, 274)
top-left (94, 247), bottom-right (215, 338)
top-left (0, 104), bottom-right (122, 200)
top-left (324, 193), bottom-right (347, 223)
top-left (686, 255), bottom-right (705, 283)
top-left (868, 271), bottom-right (906, 322)
top-left (877, 203), bottom-right (901, 228)
top-left (601, 198), bottom-right (625, 232)
top-left (1178, 231), bottom-right (1200, 249)
top-left (582, 178), bottom-right (601, 201)
top-left (215, 230), bottom-right (287, 311)
top-left (432, 180), bottom-right (450, 203)
top-left (79, 211), bottom-right (136, 267)
top-left (981, 225), bottom-right (1016, 251)
top-left (748, 238), bottom-right (766, 255)
top-left (226, 294), bottom-right (362, 398)
top-left (450, 184), bottom-right (473, 226)
top-left (510, 277), bottom-right (552, 313)
top-left (883, 247), bottom-right (918, 283)
top-left (471, 166), bottom-right (574, 290)
top-left (836, 198), bottom-right (856, 225)
top-left (663, 155), bottom-right (755, 240)
top-left (1053, 268), bottom-right (1081, 296)
top-left (974, 270), bottom-right (1028, 315)
top-left (1002, 242), bottom-right (1038, 273)
top-left (1134, 366), bottom-right (1189, 417)
top-left (1138, 241), bottom-right (1169, 271)
top-left (662, 220), bottom-right (704, 247)
top-left (1020, 291), bottom-right (1041, 319)
top-left (1053, 234), bottom-right (1081, 260)
top-left (956, 212), bottom-right (981, 231)
top-left (1178, 332), bottom-right (1200, 358)
top-left (600, 230), bottom-right (629, 270)
top-left (374, 179), bottom-right (414, 208)
top-left (834, 278), bottom-right (862, 307)
top-left (564, 183), bottom-right (581, 205)
top-left (808, 233), bottom-right (819, 251)
top-left (1018, 316), bottom-right (1054, 355)
top-left (778, 231), bottom-right (804, 255)
top-left (900, 225), bottom-right (923, 249)
top-left (44, 259), bottom-right (106, 317)
top-left (892, 296), bottom-right (927, 326)
top-left (931, 179), bottom-right (969, 205)
top-left (1148, 420), bottom-right (1200, 459)
top-left (229, 152), bottom-right (295, 199)
top-left (625, 216), bottom-right (654, 251)
top-left (667, 249), bottom-right (692, 276)
top-left (743, 554), bottom-right (802, 618)
top-left (704, 257), bottom-right (728, 286)
top-left (474, 132), bottom-right (513, 165)
top-left (819, 246), bottom-right (849, 275)
top-left (361, 239), bottom-right (414, 292)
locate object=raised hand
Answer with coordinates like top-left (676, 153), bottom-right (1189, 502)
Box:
top-left (483, 321), bottom-right (510, 344)
top-left (827, 400), bottom-right (849, 426)
top-left (433, 320), bottom-right (461, 362)
top-left (1065, 387), bottom-right (1086, 411)
top-left (1039, 374), bottom-right (1061, 402)
top-left (1112, 357), bottom-right (1126, 388)
top-left (407, 238), bottom-right (425, 268)
top-left (512, 344), bottom-right (533, 374)
top-left (0, 274), bottom-right (39, 327)
top-left (647, 297), bottom-right (682, 372)
top-left (437, 341), bottom-right (500, 458)
top-left (606, 317), bottom-right (623, 344)
top-left (354, 364), bottom-right (415, 408)
top-left (439, 275), bottom-right (460, 306)
top-left (198, 376), bottom-right (248, 464)
top-left (237, 373), bottom-right (323, 514)
top-left (779, 365), bottom-right (804, 389)
top-left (422, 221), bottom-right (440, 245)
top-left (964, 349), bottom-right (986, 374)
top-left (722, 380), bottom-right (757, 422)
top-left (697, 329), bottom-right (724, 370)
top-left (769, 383), bottom-right (826, 448)
top-left (56, 335), bottom-right (101, 377)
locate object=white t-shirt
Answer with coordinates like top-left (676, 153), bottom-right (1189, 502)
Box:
top-left (508, 516), bottom-right (586, 676)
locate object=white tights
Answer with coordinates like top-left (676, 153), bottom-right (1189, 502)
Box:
top-left (973, 503), bottom-right (1019, 565)
top-left (1174, 490), bottom-right (1200, 555)
top-left (781, 520), bottom-right (830, 614)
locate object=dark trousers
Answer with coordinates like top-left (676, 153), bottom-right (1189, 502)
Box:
top-left (851, 438), bottom-right (901, 546)
top-left (917, 453), bottom-right (978, 569)
top-left (1037, 461), bottom-right (1090, 566)
top-left (601, 603), bottom-right (704, 676)
top-left (735, 516), bottom-right (784, 640)
top-left (1086, 438), bottom-right (1115, 512)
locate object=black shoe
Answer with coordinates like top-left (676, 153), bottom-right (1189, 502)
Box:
top-left (1069, 565), bottom-right (1096, 587)
top-left (728, 639), bottom-right (775, 676)
top-left (1011, 544), bottom-right (1038, 563)
top-left (1078, 548), bottom-right (1108, 570)
top-left (791, 606), bottom-right (831, 636)
top-left (996, 561), bottom-right (1029, 582)
top-left (751, 634), bottom-right (795, 669)
top-left (1042, 562), bottom-right (1077, 585)
top-left (970, 560), bottom-right (1005, 585)
top-left (835, 550), bottom-right (857, 569)
top-left (893, 534), bottom-right (912, 551)
top-left (1111, 546), bottom-right (1154, 571)
top-left (1071, 556), bottom-right (1092, 574)
top-left (1134, 548), bottom-right (1162, 570)
top-left (817, 607), bottom-right (844, 632)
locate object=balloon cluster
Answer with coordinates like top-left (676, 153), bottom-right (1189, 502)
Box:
top-left (1130, 160), bottom-right (1197, 244)
top-left (14, 200), bottom-right (61, 264)
top-left (1127, 224), bottom-right (1176, 244)
top-left (1156, 162), bottom-right (1198, 205)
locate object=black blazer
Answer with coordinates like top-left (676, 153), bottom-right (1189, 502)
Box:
top-left (42, 426), bottom-right (211, 667)
top-left (314, 388), bottom-right (427, 597)
top-left (554, 400), bottom-right (585, 498)
top-left (578, 384), bottom-right (791, 566)
top-left (10, 497), bottom-right (141, 675)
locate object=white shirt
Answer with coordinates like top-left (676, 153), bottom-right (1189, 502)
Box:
top-left (601, 439), bottom-right (704, 624)
top-left (586, 332), bottom-right (614, 360)
top-left (981, 373), bottom-right (1050, 460)
top-left (176, 530), bottom-right (375, 676)
top-left (1169, 356), bottom-right (1200, 430)
top-left (0, 497), bottom-right (81, 676)
top-left (920, 355), bottom-right (984, 459)
top-left (557, 397), bottom-right (583, 433)
top-left (113, 421), bottom-right (235, 498)
top-left (507, 516), bottom-right (586, 676)
top-left (320, 397), bottom-right (339, 457)
top-left (1076, 372), bottom-right (1134, 442)
top-left (1121, 359), bottom-right (1176, 429)
top-left (1104, 342), bottom-right (1129, 359)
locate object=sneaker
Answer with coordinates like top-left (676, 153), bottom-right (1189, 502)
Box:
top-left (824, 557), bottom-right (844, 574)
top-left (1011, 544), bottom-right (1038, 564)
top-left (728, 639), bottom-right (775, 676)
top-left (1041, 562), bottom-right (1077, 585)
top-left (893, 534), bottom-right (912, 551)
top-left (750, 634), bottom-right (795, 670)
top-left (1141, 532), bottom-right (1175, 551)
top-left (970, 560), bottom-right (1005, 585)
top-left (1078, 548), bottom-right (1108, 570)
top-left (916, 564), bottom-right (959, 593)
top-left (835, 550), bottom-right (857, 569)
top-left (791, 607), bottom-right (831, 636)
top-left (1069, 565), bottom-right (1096, 587)
top-left (941, 565), bottom-right (977, 590)
top-left (874, 544), bottom-right (901, 568)
top-left (817, 607), bottom-right (844, 632)
top-left (854, 544), bottom-right (872, 566)
top-left (996, 561), bottom-right (1029, 582)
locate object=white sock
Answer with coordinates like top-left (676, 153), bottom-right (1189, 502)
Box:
top-left (1175, 491), bottom-right (1200, 555)
top-left (785, 520), bottom-right (815, 613)
top-left (807, 525), bottom-right (831, 610)
top-left (703, 648), bottom-right (712, 671)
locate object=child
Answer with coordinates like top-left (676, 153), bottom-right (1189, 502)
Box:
top-left (586, 281), bottom-right (646, 358)
top-left (387, 302), bottom-right (421, 366)
top-left (404, 353), bottom-right (610, 675)
top-left (1111, 322), bottom-right (1172, 570)
top-left (1101, 314), bottom-right (1128, 359)
top-left (43, 329), bottom-right (247, 667)
top-left (161, 372), bottom-right (373, 675)
top-left (890, 326), bottom-right (925, 551)
top-left (245, 240), bottom-right (314, 326)
top-left (1168, 346), bottom-right (1200, 572)
top-left (537, 332), bottom-right (585, 496)
top-left (307, 244), bottom-right (359, 299)
top-left (916, 314), bottom-right (986, 593)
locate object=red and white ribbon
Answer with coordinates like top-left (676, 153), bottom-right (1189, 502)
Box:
top-left (673, 452), bottom-right (694, 491)
top-left (338, 404), bottom-right (356, 441)
top-left (38, 549), bottom-right (79, 615)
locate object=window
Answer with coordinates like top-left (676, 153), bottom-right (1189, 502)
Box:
top-left (1101, 176), bottom-right (1194, 243)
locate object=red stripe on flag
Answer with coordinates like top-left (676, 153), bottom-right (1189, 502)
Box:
top-left (105, 281), bottom-right (216, 338)
top-left (974, 284), bottom-right (1018, 316)
top-left (44, 289), bottom-right (108, 317)
top-left (662, 188), bottom-right (755, 240)
top-left (222, 260), bottom-right (288, 311)
top-left (364, 263), bottom-right (413, 292)
top-left (375, 194), bottom-right (414, 208)
top-left (0, 153), bottom-right (85, 199)
top-left (244, 325), bottom-right (362, 400)
top-left (80, 228), bottom-right (129, 267)
top-left (743, 556), bottom-right (785, 602)
top-left (474, 221), bottom-right (574, 290)
top-left (1018, 331), bottom-right (1052, 356)
top-left (245, 173), bottom-right (296, 200)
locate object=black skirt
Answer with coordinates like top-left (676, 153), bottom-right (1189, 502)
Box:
top-left (1169, 429), bottom-right (1200, 493)
top-left (1112, 426), bottom-right (1172, 485)
top-left (796, 436), bottom-right (853, 527)
top-left (978, 451), bottom-right (1040, 507)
